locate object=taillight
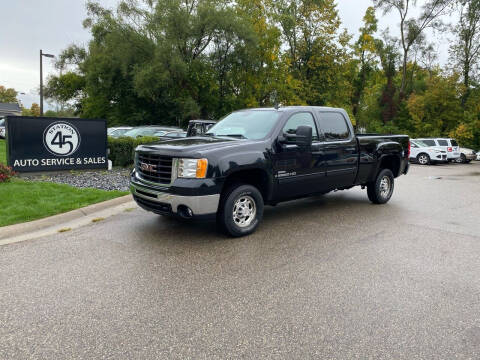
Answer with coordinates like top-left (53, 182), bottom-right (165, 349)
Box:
top-left (407, 141), bottom-right (411, 158)
top-left (447, 147), bottom-right (452, 152)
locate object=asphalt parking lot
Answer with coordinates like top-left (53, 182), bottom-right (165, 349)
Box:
top-left (1, 162), bottom-right (480, 359)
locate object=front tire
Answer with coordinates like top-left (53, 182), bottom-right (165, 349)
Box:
top-left (417, 153), bottom-right (430, 165)
top-left (218, 184), bottom-right (264, 237)
top-left (367, 169), bottom-right (395, 204)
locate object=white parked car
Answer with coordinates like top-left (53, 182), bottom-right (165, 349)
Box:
top-left (456, 147), bottom-right (476, 163)
top-left (0, 117), bottom-right (5, 139)
top-left (477, 152), bottom-right (480, 161)
top-left (410, 140), bottom-right (447, 165)
top-left (415, 138), bottom-right (460, 162)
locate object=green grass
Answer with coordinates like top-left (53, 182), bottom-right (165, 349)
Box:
top-left (0, 179), bottom-right (128, 227)
top-left (0, 139), bottom-right (6, 165)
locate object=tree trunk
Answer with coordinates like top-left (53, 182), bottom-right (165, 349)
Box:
top-left (400, 52), bottom-right (408, 99)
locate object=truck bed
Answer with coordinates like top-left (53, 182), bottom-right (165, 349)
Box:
top-left (355, 134), bottom-right (410, 185)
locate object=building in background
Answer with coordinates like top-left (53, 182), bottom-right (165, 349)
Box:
top-left (0, 103), bottom-right (22, 117)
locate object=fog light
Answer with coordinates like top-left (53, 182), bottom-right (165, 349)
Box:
top-left (177, 205), bottom-right (193, 219)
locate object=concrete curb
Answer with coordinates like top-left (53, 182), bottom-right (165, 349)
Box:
top-left (0, 195), bottom-right (137, 245)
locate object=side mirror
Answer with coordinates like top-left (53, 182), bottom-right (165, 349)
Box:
top-left (294, 126), bottom-right (312, 148)
top-left (278, 125), bottom-right (312, 150)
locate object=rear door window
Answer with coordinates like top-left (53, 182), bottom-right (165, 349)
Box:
top-left (450, 139), bottom-right (458, 146)
top-left (422, 140), bottom-right (436, 146)
top-left (317, 112), bottom-right (350, 141)
top-left (437, 140), bottom-right (448, 146)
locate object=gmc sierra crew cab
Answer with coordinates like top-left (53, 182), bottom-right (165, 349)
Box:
top-left (130, 106), bottom-right (410, 237)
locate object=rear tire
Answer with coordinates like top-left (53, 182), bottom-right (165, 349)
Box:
top-left (458, 154), bottom-right (467, 163)
top-left (417, 153), bottom-right (430, 165)
top-left (367, 169), bottom-right (395, 205)
top-left (217, 184), bottom-right (264, 237)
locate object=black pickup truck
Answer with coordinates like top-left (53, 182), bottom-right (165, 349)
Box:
top-left (130, 106), bottom-right (410, 236)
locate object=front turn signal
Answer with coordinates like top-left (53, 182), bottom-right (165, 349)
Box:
top-left (196, 159), bottom-right (208, 179)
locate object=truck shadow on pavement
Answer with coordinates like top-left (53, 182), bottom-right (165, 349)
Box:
top-left (134, 190), bottom-right (393, 243)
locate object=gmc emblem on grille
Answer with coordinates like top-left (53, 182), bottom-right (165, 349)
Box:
top-left (140, 162), bottom-right (156, 172)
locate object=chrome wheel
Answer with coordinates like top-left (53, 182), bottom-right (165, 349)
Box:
top-left (379, 176), bottom-right (391, 199)
top-left (232, 195), bottom-right (256, 228)
top-left (418, 154), bottom-right (428, 165)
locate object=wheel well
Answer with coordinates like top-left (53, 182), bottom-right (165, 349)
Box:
top-left (379, 155), bottom-right (401, 177)
top-left (222, 169), bottom-right (270, 201)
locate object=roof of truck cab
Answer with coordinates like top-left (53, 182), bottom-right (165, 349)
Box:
top-left (237, 106), bottom-right (346, 112)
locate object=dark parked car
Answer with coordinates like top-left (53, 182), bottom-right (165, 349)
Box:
top-left (130, 107), bottom-right (410, 237)
top-left (186, 119), bottom-right (216, 137)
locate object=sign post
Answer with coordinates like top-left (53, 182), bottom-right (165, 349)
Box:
top-left (6, 116), bottom-right (108, 172)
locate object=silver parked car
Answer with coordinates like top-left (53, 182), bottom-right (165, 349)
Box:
top-left (123, 126), bottom-right (181, 138)
top-left (108, 126), bottom-right (133, 138)
top-left (456, 147), bottom-right (477, 163)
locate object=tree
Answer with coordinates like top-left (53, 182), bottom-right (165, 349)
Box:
top-left (22, 103), bottom-right (41, 117)
top-left (449, 0), bottom-right (480, 105)
top-left (373, 0), bottom-right (454, 97)
top-left (352, 7), bottom-right (378, 118)
top-left (375, 31), bottom-right (400, 124)
top-left (271, 0), bottom-right (354, 108)
top-left (0, 86), bottom-right (18, 103)
top-left (44, 107), bottom-right (76, 118)
top-left (47, 0), bottom-right (262, 126)
top-left (407, 73), bottom-right (462, 136)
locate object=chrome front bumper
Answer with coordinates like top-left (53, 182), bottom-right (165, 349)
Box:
top-left (130, 180), bottom-right (220, 216)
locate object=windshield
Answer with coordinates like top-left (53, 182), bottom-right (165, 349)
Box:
top-left (206, 110), bottom-right (281, 140)
top-left (412, 140), bottom-right (428, 147)
top-left (124, 128), bottom-right (162, 137)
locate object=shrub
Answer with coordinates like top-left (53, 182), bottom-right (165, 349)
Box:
top-left (108, 136), bottom-right (159, 167)
top-left (0, 164), bottom-right (15, 183)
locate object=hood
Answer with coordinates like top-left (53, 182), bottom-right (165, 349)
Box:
top-left (136, 136), bottom-right (255, 156)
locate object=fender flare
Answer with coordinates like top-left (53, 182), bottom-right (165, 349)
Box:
top-left (370, 142), bottom-right (403, 180)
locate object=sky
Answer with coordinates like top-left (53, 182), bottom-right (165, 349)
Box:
top-left (0, 0), bottom-right (452, 110)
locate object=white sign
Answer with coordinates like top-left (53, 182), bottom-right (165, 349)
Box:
top-left (43, 122), bottom-right (81, 156)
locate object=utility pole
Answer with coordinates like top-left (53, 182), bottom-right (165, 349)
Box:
top-left (40, 49), bottom-right (54, 116)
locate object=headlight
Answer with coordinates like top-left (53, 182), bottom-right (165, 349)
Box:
top-left (176, 158), bottom-right (208, 179)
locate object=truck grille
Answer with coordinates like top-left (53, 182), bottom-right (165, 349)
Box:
top-left (137, 153), bottom-right (173, 185)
